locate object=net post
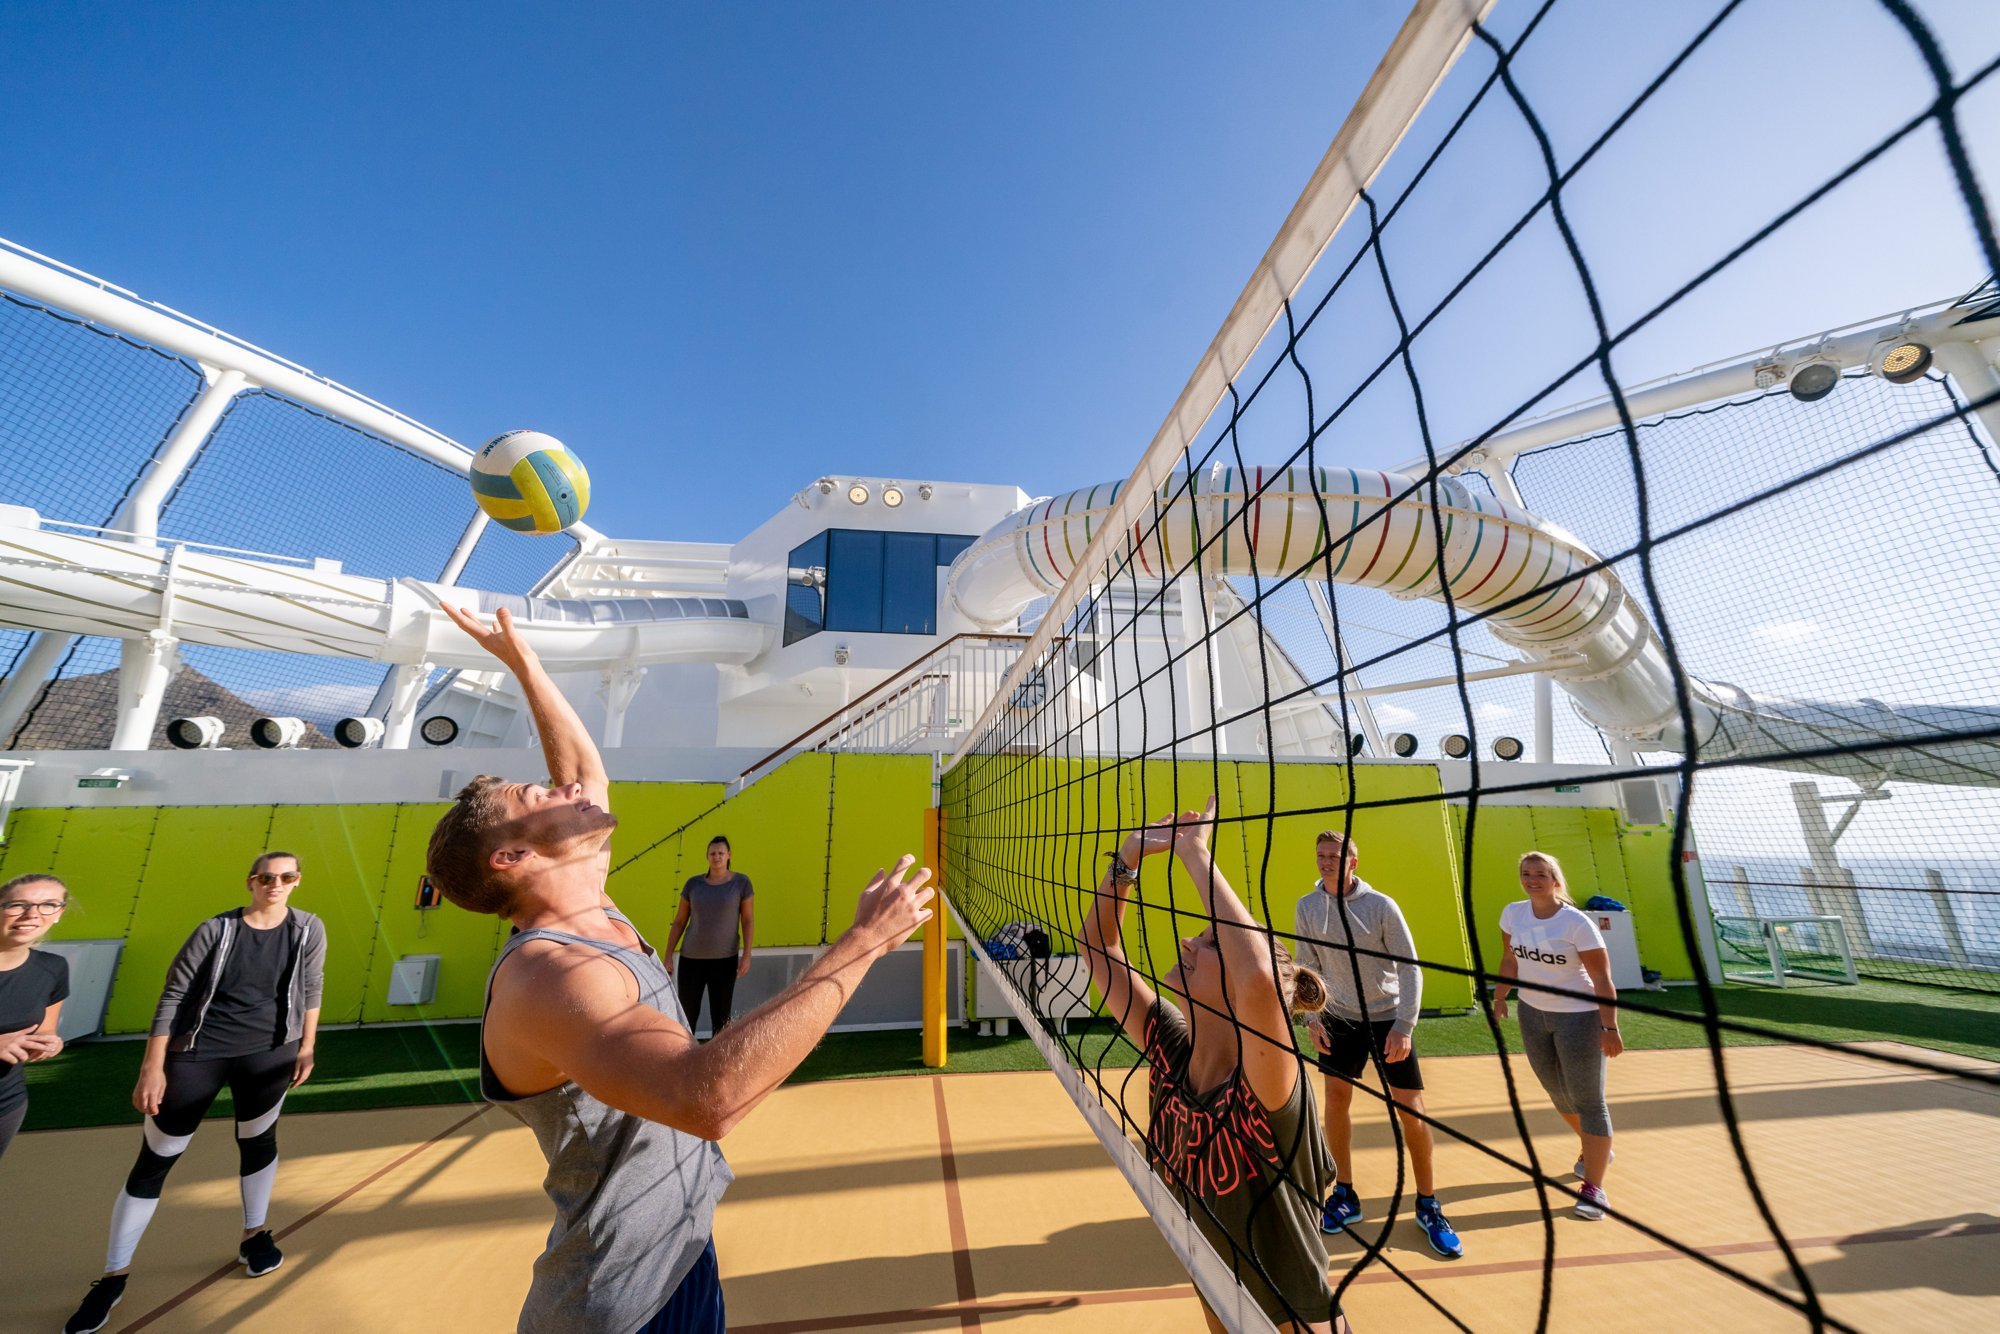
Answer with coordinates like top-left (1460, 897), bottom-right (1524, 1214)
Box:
top-left (922, 805), bottom-right (948, 1068)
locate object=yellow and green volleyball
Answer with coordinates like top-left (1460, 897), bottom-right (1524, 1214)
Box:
top-left (469, 430), bottom-right (591, 535)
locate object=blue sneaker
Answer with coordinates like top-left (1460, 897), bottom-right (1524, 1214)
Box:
top-left (1415, 1195), bottom-right (1463, 1259)
top-left (1321, 1182), bottom-right (1362, 1233)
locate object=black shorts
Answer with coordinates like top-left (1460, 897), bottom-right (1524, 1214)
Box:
top-left (1314, 1015), bottom-right (1424, 1092)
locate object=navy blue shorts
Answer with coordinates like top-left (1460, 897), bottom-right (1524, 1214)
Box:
top-left (633, 1239), bottom-right (725, 1334)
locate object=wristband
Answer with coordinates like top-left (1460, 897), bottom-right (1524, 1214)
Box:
top-left (1601, 1026), bottom-right (1619, 1033)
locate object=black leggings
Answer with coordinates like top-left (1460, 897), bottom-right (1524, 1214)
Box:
top-left (0, 1097), bottom-right (26, 1162)
top-left (676, 955), bottom-right (738, 1034)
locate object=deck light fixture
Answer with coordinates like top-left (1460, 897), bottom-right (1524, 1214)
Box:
top-left (918, 483), bottom-right (934, 501)
top-left (1493, 735), bottom-right (1525, 760)
top-left (1872, 339), bottom-right (1933, 385)
top-left (250, 716), bottom-right (307, 749)
top-left (334, 716), bottom-right (386, 749)
top-left (1787, 360), bottom-right (1839, 403)
top-left (847, 483), bottom-right (870, 505)
top-left (815, 477), bottom-right (835, 495)
top-left (1348, 733), bottom-right (1368, 756)
top-left (419, 715), bottom-right (460, 746)
top-left (882, 486), bottom-right (905, 507)
top-left (1387, 732), bottom-right (1418, 758)
top-left (166, 716), bottom-right (225, 750)
top-left (1440, 733), bottom-right (1472, 759)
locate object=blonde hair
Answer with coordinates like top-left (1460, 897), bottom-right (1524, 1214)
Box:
top-left (1519, 850), bottom-right (1574, 907)
top-left (1272, 938), bottom-right (1327, 1015)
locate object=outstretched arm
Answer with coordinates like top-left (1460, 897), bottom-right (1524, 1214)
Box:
top-left (495, 856), bottom-right (933, 1139)
top-left (442, 603), bottom-right (609, 809)
top-left (1080, 815), bottom-right (1178, 1048)
top-left (1171, 796), bottom-right (1297, 1109)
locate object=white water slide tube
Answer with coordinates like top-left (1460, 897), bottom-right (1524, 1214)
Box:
top-left (0, 506), bottom-right (770, 674)
top-left (946, 466), bottom-right (2000, 789)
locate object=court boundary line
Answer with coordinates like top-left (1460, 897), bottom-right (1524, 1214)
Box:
top-left (930, 1074), bottom-right (982, 1331)
top-left (731, 1283), bottom-right (1198, 1334)
top-left (120, 1104), bottom-right (488, 1331)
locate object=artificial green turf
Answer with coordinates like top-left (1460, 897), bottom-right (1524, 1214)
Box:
top-left (22, 977), bottom-right (1994, 1132)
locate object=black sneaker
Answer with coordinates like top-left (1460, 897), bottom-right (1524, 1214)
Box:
top-left (64, 1275), bottom-right (127, 1334)
top-left (240, 1229), bottom-right (284, 1277)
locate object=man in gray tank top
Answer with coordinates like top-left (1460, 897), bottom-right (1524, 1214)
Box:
top-left (425, 604), bottom-right (936, 1334)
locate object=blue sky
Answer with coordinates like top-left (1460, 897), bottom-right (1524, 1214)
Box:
top-left (0, 1), bottom-right (1409, 545)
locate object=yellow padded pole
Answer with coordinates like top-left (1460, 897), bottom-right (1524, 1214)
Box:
top-left (922, 807), bottom-right (947, 1068)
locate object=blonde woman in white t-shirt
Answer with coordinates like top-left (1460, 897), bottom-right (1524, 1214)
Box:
top-left (1490, 851), bottom-right (1622, 1221)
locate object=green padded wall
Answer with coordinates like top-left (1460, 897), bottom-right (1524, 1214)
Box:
top-left (2, 808), bottom-right (157, 952)
top-left (103, 807), bottom-right (277, 1034)
top-left (826, 753), bottom-right (935, 941)
top-left (941, 757), bottom-right (1475, 1011)
top-left (267, 804), bottom-right (401, 1026)
top-left (363, 802), bottom-right (511, 1023)
top-left (1618, 825), bottom-right (1697, 979)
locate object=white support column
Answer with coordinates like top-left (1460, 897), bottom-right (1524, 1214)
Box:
top-left (1305, 582), bottom-right (1387, 757)
top-left (1173, 574), bottom-right (1219, 757)
top-left (600, 661), bottom-right (647, 748)
top-left (116, 366), bottom-right (247, 541)
top-left (382, 663), bottom-right (433, 750)
top-left (436, 512), bottom-right (490, 588)
top-left (108, 634), bottom-right (180, 751)
top-left (0, 631), bottom-right (81, 747)
top-left (1935, 338), bottom-right (2000, 452)
top-left (1533, 671), bottom-right (1555, 764)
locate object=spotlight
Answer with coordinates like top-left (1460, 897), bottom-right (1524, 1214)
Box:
top-left (166, 716), bottom-right (225, 750)
top-left (419, 715), bottom-right (460, 746)
top-left (882, 486), bottom-right (904, 508)
top-left (1872, 339), bottom-right (1933, 385)
top-left (847, 483), bottom-right (870, 505)
top-left (1440, 733), bottom-right (1471, 759)
top-left (1787, 360), bottom-right (1839, 403)
top-left (334, 716), bottom-right (386, 749)
top-left (833, 644), bottom-right (850, 666)
top-left (1348, 733), bottom-right (1368, 757)
top-left (815, 477), bottom-right (835, 495)
top-left (250, 717), bottom-right (307, 749)
top-left (1493, 735), bottom-right (1525, 761)
top-left (918, 483), bottom-right (934, 501)
top-left (1387, 732), bottom-right (1418, 758)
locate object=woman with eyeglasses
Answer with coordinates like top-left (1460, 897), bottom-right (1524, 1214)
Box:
top-left (63, 851), bottom-right (326, 1334)
top-left (0, 873), bottom-right (71, 1162)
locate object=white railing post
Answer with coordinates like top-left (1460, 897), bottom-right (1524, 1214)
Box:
top-left (600, 661), bottom-right (647, 748)
top-left (1922, 868), bottom-right (1972, 969)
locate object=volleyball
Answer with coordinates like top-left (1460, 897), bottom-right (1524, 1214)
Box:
top-left (469, 430), bottom-right (591, 534)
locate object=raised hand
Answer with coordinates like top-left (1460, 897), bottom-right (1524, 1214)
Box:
top-left (1171, 794), bottom-right (1218, 858)
top-left (440, 602), bottom-right (539, 674)
top-left (849, 855), bottom-right (936, 956)
top-left (1119, 812), bottom-right (1182, 865)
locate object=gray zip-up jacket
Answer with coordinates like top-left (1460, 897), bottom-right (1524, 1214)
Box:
top-left (149, 908), bottom-right (327, 1053)
top-left (1293, 878), bottom-right (1422, 1034)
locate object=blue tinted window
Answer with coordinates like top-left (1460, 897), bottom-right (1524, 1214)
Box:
top-left (825, 530), bottom-right (884, 632)
top-left (883, 531), bottom-right (939, 634)
top-left (784, 529), bottom-right (981, 639)
top-left (783, 532), bottom-right (828, 645)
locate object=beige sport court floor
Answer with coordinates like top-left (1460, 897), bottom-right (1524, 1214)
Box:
top-left (7, 1042), bottom-right (1996, 1332)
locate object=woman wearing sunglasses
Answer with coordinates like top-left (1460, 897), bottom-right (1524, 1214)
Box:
top-left (63, 851), bottom-right (326, 1334)
top-left (0, 872), bottom-right (71, 1162)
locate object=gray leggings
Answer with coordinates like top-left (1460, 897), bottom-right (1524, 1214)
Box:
top-left (1518, 1002), bottom-right (1613, 1137)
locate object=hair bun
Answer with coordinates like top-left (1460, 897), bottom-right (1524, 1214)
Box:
top-left (1290, 966), bottom-right (1328, 1014)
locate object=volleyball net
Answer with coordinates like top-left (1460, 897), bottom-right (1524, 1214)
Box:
top-left (942, 0), bottom-right (2000, 1328)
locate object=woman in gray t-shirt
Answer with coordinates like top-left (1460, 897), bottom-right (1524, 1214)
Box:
top-left (668, 836), bottom-right (755, 1035)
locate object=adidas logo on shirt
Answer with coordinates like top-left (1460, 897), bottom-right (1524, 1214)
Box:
top-left (1514, 944), bottom-right (1569, 966)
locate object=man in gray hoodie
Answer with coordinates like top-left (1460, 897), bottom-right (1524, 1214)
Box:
top-left (1295, 830), bottom-right (1463, 1259)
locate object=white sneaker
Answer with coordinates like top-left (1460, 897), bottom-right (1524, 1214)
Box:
top-left (1572, 1148), bottom-right (1615, 1180)
top-left (1575, 1182), bottom-right (1609, 1221)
